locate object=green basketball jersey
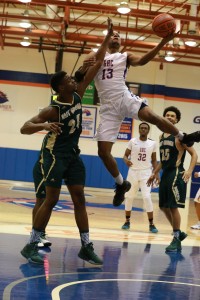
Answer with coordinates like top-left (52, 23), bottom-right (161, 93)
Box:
top-left (159, 134), bottom-right (186, 170)
top-left (42, 92), bottom-right (82, 154)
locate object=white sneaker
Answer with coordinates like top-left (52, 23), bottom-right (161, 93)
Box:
top-left (37, 232), bottom-right (52, 247)
top-left (190, 223), bottom-right (200, 230)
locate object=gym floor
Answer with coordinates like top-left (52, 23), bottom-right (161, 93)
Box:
top-left (1, 180), bottom-right (200, 300)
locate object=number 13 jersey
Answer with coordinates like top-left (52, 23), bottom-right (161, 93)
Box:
top-left (94, 52), bottom-right (128, 102)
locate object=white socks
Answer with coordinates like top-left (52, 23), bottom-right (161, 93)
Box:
top-left (114, 173), bottom-right (123, 185)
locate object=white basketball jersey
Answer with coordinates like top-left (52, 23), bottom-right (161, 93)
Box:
top-left (127, 137), bottom-right (157, 170)
top-left (94, 51), bottom-right (129, 101)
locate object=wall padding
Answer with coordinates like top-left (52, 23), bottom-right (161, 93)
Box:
top-left (0, 147), bottom-right (128, 188)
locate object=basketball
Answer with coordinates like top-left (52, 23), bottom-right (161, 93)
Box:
top-left (152, 13), bottom-right (176, 38)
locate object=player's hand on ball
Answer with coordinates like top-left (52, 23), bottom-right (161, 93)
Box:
top-left (162, 31), bottom-right (176, 43)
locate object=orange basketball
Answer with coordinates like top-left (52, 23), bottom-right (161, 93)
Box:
top-left (152, 13), bottom-right (176, 38)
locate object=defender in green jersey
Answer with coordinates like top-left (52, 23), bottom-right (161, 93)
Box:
top-left (32, 59), bottom-right (97, 247)
top-left (20, 18), bottom-right (113, 265)
top-left (147, 106), bottom-right (197, 253)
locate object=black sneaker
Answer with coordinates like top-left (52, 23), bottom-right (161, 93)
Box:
top-left (113, 180), bottom-right (131, 207)
top-left (179, 231), bottom-right (187, 241)
top-left (78, 243), bottom-right (103, 265)
top-left (37, 232), bottom-right (52, 248)
top-left (165, 237), bottom-right (182, 253)
top-left (21, 242), bottom-right (44, 264)
top-left (182, 131), bottom-right (200, 147)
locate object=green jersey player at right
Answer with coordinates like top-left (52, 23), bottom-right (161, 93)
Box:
top-left (147, 106), bottom-right (198, 253)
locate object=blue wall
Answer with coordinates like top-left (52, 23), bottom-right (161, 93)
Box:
top-left (0, 147), bottom-right (128, 189)
top-left (190, 164), bottom-right (200, 199)
top-left (1, 147), bottom-right (197, 197)
top-left (2, 69), bottom-right (200, 101)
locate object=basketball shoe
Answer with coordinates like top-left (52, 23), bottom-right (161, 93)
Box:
top-left (37, 232), bottom-right (52, 248)
top-left (78, 243), bottom-right (103, 265)
top-left (113, 180), bottom-right (131, 206)
top-left (165, 237), bottom-right (182, 253)
top-left (179, 231), bottom-right (187, 241)
top-left (149, 224), bottom-right (158, 233)
top-left (182, 131), bottom-right (200, 147)
top-left (171, 231), bottom-right (187, 241)
top-left (121, 221), bottom-right (130, 230)
top-left (191, 223), bottom-right (200, 230)
top-left (21, 242), bottom-right (44, 264)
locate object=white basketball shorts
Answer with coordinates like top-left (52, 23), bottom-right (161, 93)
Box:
top-left (194, 188), bottom-right (200, 203)
top-left (95, 90), bottom-right (147, 142)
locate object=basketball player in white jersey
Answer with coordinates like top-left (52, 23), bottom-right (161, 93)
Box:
top-left (191, 171), bottom-right (200, 230)
top-left (122, 122), bottom-right (159, 233)
top-left (86, 30), bottom-right (200, 207)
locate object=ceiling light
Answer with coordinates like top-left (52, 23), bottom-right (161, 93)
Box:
top-left (164, 52), bottom-right (176, 62)
top-left (19, 20), bottom-right (31, 29)
top-left (22, 9), bottom-right (29, 17)
top-left (19, 0), bottom-right (31, 3)
top-left (92, 48), bottom-right (98, 52)
top-left (20, 36), bottom-right (31, 47)
top-left (185, 40), bottom-right (197, 47)
top-left (103, 29), bottom-right (108, 36)
top-left (117, 2), bottom-right (131, 14)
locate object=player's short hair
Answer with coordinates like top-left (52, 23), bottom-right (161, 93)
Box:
top-left (163, 106), bottom-right (181, 122)
top-left (50, 71), bottom-right (67, 93)
top-left (139, 122), bottom-right (150, 131)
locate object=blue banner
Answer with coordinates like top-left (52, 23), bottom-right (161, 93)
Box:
top-left (117, 117), bottom-right (133, 141)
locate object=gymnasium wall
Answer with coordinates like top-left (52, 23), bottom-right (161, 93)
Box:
top-left (0, 47), bottom-right (200, 192)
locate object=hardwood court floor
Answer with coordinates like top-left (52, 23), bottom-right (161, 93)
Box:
top-left (1, 180), bottom-right (200, 300)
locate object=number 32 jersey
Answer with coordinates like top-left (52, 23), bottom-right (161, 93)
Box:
top-left (94, 52), bottom-right (128, 101)
top-left (127, 137), bottom-right (157, 170)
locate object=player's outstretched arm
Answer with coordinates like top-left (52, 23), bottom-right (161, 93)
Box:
top-left (77, 17), bottom-right (113, 97)
top-left (95, 17), bottom-right (113, 62)
top-left (127, 31), bottom-right (176, 67)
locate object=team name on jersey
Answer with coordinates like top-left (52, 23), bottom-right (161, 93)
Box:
top-left (140, 148), bottom-right (146, 152)
top-left (61, 103), bottom-right (81, 120)
top-left (160, 140), bottom-right (174, 147)
top-left (103, 59), bottom-right (113, 67)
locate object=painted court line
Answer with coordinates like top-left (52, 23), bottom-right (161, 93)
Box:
top-left (3, 273), bottom-right (200, 300)
top-left (51, 279), bottom-right (200, 300)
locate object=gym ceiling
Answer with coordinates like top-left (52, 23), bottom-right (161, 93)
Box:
top-left (1, 0), bottom-right (200, 67)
